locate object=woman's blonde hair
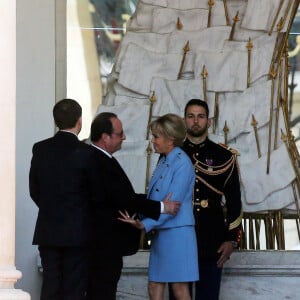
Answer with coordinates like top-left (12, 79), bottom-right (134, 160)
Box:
top-left (150, 113), bottom-right (186, 147)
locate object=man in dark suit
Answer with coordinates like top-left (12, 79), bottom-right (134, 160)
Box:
top-left (86, 112), bottom-right (180, 300)
top-left (29, 99), bottom-right (91, 300)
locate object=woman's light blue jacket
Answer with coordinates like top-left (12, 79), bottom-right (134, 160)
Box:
top-left (142, 146), bottom-right (195, 233)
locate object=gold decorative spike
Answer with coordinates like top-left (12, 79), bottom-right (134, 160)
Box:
top-left (266, 68), bottom-right (277, 174)
top-left (281, 0), bottom-right (294, 31)
top-left (246, 37), bottom-right (253, 88)
top-left (207, 0), bottom-right (215, 28)
top-left (149, 91), bottom-right (156, 104)
top-left (274, 57), bottom-right (283, 150)
top-left (223, 0), bottom-right (230, 26)
top-left (291, 181), bottom-right (300, 233)
top-left (274, 17), bottom-right (285, 61)
top-left (273, 0), bottom-right (299, 70)
top-left (213, 92), bottom-right (219, 133)
top-left (281, 130), bottom-right (287, 143)
top-left (280, 98), bottom-right (290, 144)
top-left (289, 132), bottom-right (300, 165)
top-left (177, 41), bottom-right (190, 79)
top-left (281, 129), bottom-right (300, 199)
top-left (146, 91), bottom-right (156, 140)
top-left (223, 121), bottom-right (229, 145)
top-left (277, 43), bottom-right (289, 135)
top-left (140, 141), bottom-right (153, 249)
top-left (268, 0), bottom-right (284, 35)
top-left (269, 18), bottom-right (284, 76)
top-left (184, 41), bottom-right (190, 52)
top-left (176, 17), bottom-right (183, 30)
top-left (283, 41), bottom-right (289, 119)
top-left (201, 65), bottom-right (208, 78)
top-left (145, 141), bottom-right (153, 193)
top-left (201, 65), bottom-right (208, 102)
top-left (281, 130), bottom-right (300, 239)
top-left (228, 11), bottom-right (239, 41)
top-left (251, 114), bottom-right (261, 158)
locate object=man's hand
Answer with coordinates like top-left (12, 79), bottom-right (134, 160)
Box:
top-left (217, 241), bottom-right (234, 268)
top-left (118, 210), bottom-right (145, 230)
top-left (163, 193), bottom-right (180, 215)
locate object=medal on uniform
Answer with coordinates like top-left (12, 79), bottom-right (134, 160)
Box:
top-left (205, 158), bottom-right (213, 171)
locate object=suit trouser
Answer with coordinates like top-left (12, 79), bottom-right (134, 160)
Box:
top-left (87, 251), bottom-right (123, 300)
top-left (168, 260), bottom-right (222, 300)
top-left (39, 246), bottom-right (89, 300)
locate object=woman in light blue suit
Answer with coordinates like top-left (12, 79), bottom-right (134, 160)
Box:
top-left (119, 114), bottom-right (199, 300)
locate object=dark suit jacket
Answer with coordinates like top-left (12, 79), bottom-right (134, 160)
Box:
top-left (88, 145), bottom-right (160, 256)
top-left (30, 133), bottom-right (161, 254)
top-left (29, 131), bottom-right (93, 247)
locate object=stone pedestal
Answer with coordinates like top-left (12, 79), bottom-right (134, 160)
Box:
top-left (0, 289), bottom-right (31, 300)
top-left (117, 250), bottom-right (300, 300)
top-left (0, 268), bottom-right (30, 299)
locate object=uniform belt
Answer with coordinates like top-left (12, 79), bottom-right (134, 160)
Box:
top-left (193, 199), bottom-right (209, 208)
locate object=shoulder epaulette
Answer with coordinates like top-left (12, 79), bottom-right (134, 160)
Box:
top-left (218, 143), bottom-right (240, 156)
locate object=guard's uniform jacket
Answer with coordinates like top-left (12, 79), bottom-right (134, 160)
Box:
top-left (183, 137), bottom-right (243, 261)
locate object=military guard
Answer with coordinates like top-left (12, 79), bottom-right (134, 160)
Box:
top-left (169, 99), bottom-right (243, 300)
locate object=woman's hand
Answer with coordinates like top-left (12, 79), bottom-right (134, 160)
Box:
top-left (118, 210), bottom-right (145, 230)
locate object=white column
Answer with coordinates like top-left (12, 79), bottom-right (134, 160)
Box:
top-left (0, 1), bottom-right (30, 299)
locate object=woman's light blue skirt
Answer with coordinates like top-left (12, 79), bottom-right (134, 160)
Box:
top-left (148, 225), bottom-right (199, 282)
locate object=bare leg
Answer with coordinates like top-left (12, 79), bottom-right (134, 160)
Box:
top-left (171, 282), bottom-right (191, 300)
top-left (148, 281), bottom-right (165, 300)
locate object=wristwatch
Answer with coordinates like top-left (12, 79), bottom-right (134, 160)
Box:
top-left (231, 241), bottom-right (238, 248)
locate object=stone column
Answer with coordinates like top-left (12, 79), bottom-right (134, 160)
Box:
top-left (0, 1), bottom-right (30, 299)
